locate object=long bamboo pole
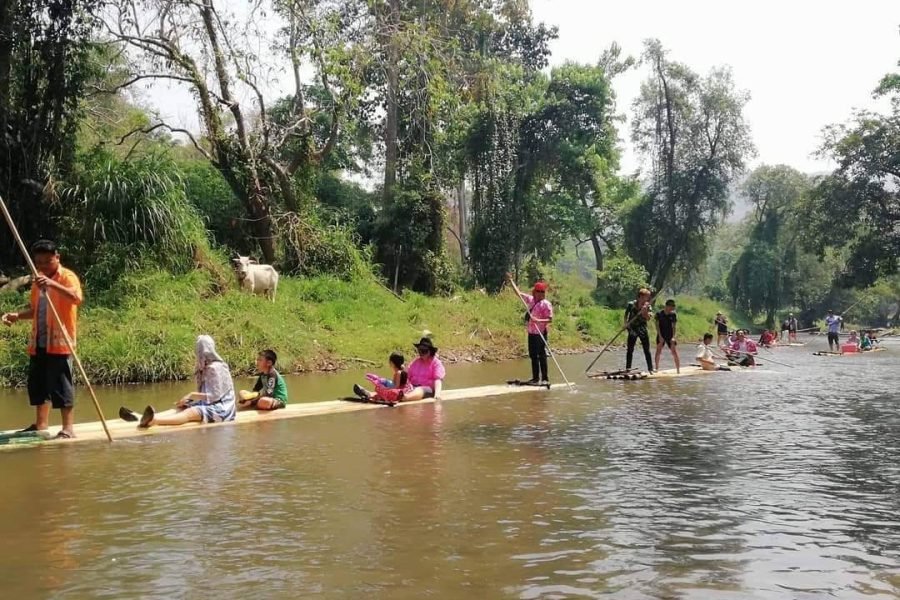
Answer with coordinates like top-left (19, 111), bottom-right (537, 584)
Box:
top-left (0, 195), bottom-right (112, 442)
top-left (584, 292), bottom-right (658, 373)
top-left (508, 281), bottom-right (574, 390)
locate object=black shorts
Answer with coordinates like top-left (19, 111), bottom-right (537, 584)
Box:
top-left (656, 335), bottom-right (676, 348)
top-left (28, 349), bottom-right (75, 409)
top-left (827, 332), bottom-right (840, 345)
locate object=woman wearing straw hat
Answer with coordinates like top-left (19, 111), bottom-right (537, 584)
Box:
top-left (402, 337), bottom-right (445, 402)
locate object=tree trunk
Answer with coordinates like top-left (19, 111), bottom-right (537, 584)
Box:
top-left (217, 162), bottom-right (277, 264)
top-left (248, 191), bottom-right (276, 265)
top-left (652, 256), bottom-right (675, 293)
top-left (892, 300), bottom-right (899, 326)
top-left (0, 0), bottom-right (12, 127)
top-left (381, 0), bottom-right (400, 202)
top-left (456, 177), bottom-right (467, 259)
top-left (590, 234), bottom-right (604, 289)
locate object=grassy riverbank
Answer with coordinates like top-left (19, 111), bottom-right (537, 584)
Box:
top-left (0, 270), bottom-right (745, 386)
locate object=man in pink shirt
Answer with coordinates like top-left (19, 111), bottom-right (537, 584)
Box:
top-left (508, 275), bottom-right (554, 384)
top-left (403, 337), bottom-right (445, 401)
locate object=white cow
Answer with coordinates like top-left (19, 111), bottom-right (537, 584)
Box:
top-left (233, 256), bottom-right (279, 302)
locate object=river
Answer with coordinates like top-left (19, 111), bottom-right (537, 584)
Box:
top-left (0, 344), bottom-right (898, 599)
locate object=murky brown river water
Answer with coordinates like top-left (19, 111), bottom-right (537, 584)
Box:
top-left (0, 344), bottom-right (899, 599)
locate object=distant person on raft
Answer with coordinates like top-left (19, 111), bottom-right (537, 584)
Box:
top-left (825, 309), bottom-right (843, 352)
top-left (238, 349), bottom-right (288, 410)
top-left (119, 335), bottom-right (237, 428)
top-left (352, 352), bottom-right (413, 406)
top-left (788, 313), bottom-right (799, 342)
top-left (654, 299), bottom-right (681, 374)
top-left (714, 311), bottom-right (729, 346)
top-left (758, 329), bottom-right (777, 348)
top-left (507, 274), bottom-right (553, 385)
top-left (725, 330), bottom-right (758, 367)
top-left (2, 239), bottom-right (83, 439)
top-left (626, 288), bottom-right (654, 373)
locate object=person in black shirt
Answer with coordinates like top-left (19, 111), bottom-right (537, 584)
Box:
top-left (654, 299), bottom-right (681, 374)
top-left (625, 288), bottom-right (654, 373)
top-left (715, 311), bottom-right (729, 346)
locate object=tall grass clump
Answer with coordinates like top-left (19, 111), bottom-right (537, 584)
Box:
top-left (58, 149), bottom-right (210, 296)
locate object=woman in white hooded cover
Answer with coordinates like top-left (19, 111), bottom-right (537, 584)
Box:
top-left (128, 335), bottom-right (236, 428)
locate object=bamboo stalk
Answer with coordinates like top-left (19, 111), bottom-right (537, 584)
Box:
top-left (0, 195), bottom-right (112, 442)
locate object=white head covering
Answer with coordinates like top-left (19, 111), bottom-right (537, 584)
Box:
top-left (195, 335), bottom-right (224, 384)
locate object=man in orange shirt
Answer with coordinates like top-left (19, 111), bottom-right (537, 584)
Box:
top-left (2, 240), bottom-right (83, 438)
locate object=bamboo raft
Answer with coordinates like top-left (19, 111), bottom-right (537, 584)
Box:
top-left (587, 365), bottom-right (752, 381)
top-left (812, 347), bottom-right (887, 357)
top-left (0, 382), bottom-right (566, 450)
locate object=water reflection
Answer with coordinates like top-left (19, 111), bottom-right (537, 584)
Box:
top-left (0, 352), bottom-right (898, 598)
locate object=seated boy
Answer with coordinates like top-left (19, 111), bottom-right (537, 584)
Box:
top-left (239, 349), bottom-right (288, 410)
top-left (696, 333), bottom-right (718, 371)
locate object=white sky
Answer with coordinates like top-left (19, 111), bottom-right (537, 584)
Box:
top-left (530, 0), bottom-right (900, 174)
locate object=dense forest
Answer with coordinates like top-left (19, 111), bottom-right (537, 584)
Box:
top-left (1, 0), bottom-right (898, 329)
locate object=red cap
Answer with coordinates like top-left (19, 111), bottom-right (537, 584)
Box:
top-left (532, 281), bottom-right (548, 293)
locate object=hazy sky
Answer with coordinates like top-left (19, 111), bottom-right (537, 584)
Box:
top-left (530, 0), bottom-right (900, 174)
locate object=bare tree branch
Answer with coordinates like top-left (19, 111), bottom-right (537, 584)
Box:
top-left (116, 122), bottom-right (212, 161)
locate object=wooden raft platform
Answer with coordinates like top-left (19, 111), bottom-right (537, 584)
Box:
top-left (588, 365), bottom-right (752, 381)
top-left (812, 347), bottom-right (887, 357)
top-left (0, 382), bottom-right (566, 450)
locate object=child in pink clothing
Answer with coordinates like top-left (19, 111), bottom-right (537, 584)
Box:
top-left (354, 353), bottom-right (413, 406)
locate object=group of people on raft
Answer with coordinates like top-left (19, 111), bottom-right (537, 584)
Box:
top-left (0, 239), bottom-right (450, 437)
top-left (0, 239), bottom-right (882, 438)
top-left (623, 289), bottom-right (760, 375)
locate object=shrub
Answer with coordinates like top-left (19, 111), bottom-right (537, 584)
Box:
top-left (595, 253), bottom-right (650, 306)
top-left (61, 149), bottom-right (209, 288)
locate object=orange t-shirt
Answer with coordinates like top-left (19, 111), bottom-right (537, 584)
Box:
top-left (28, 266), bottom-right (83, 356)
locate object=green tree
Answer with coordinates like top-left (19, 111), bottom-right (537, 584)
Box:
top-left (626, 39), bottom-right (755, 290)
top-left (370, 0), bottom-right (556, 290)
top-left (801, 58), bottom-right (900, 287)
top-left (0, 0), bottom-right (99, 267)
top-left (728, 165), bottom-right (810, 326)
top-left (103, 0), bottom-right (366, 264)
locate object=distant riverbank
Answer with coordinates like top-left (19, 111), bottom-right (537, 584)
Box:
top-left (0, 270), bottom-right (742, 386)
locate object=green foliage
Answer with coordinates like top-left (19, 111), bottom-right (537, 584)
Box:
top-left (57, 150), bottom-right (209, 291)
top-left (801, 58), bottom-right (900, 286)
top-left (0, 0), bottom-right (100, 267)
top-left (373, 170), bottom-right (449, 293)
top-left (315, 173), bottom-right (377, 243)
top-left (727, 165), bottom-right (811, 326)
top-left (627, 40), bottom-right (755, 289)
top-left (278, 211), bottom-right (372, 280)
top-left (180, 159), bottom-right (250, 253)
top-left (467, 60), bottom-right (628, 290)
top-left (594, 253), bottom-right (650, 307)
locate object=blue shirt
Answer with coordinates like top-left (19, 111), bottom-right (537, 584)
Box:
top-left (826, 315), bottom-right (842, 333)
